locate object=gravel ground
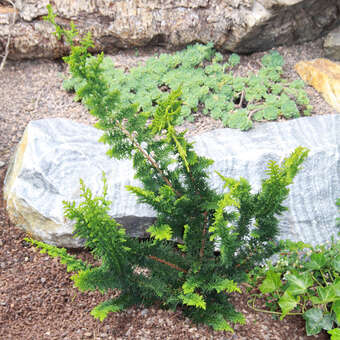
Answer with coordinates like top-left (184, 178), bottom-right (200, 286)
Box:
top-left (0, 37), bottom-right (337, 339)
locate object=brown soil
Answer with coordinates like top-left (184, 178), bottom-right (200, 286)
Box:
top-left (0, 37), bottom-right (337, 339)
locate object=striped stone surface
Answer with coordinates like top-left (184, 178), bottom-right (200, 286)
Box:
top-left (4, 115), bottom-right (340, 248)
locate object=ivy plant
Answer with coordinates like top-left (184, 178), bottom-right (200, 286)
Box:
top-left (62, 28), bottom-right (312, 131)
top-left (26, 5), bottom-right (309, 333)
top-left (248, 231), bottom-right (340, 339)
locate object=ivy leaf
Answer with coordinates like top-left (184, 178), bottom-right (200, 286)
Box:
top-left (322, 313), bottom-right (334, 331)
top-left (332, 300), bottom-right (340, 324)
top-left (278, 291), bottom-right (299, 320)
top-left (286, 272), bottom-right (313, 296)
top-left (332, 278), bottom-right (340, 297)
top-left (311, 285), bottom-right (337, 305)
top-left (282, 240), bottom-right (312, 251)
top-left (332, 255), bottom-right (340, 272)
top-left (303, 308), bottom-right (327, 336)
top-left (259, 270), bottom-right (282, 294)
top-left (305, 252), bottom-right (327, 270)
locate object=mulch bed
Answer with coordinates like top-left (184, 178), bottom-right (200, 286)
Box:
top-left (0, 36), bottom-right (337, 339)
top-left (0, 165), bottom-right (329, 339)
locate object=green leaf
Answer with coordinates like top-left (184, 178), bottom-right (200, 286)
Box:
top-left (329, 328), bottom-right (340, 340)
top-left (147, 224), bottom-right (173, 241)
top-left (286, 272), bottom-right (313, 296)
top-left (333, 279), bottom-right (340, 297)
top-left (208, 313), bottom-right (234, 332)
top-left (224, 110), bottom-right (252, 130)
top-left (182, 277), bottom-right (201, 294)
top-left (228, 53), bottom-right (240, 67)
top-left (24, 238), bottom-right (88, 272)
top-left (322, 313), bottom-right (334, 330)
top-left (332, 255), bottom-right (340, 272)
top-left (303, 308), bottom-right (325, 336)
top-left (179, 293), bottom-right (206, 310)
top-left (262, 106), bottom-right (279, 121)
top-left (306, 252), bottom-right (327, 270)
top-left (280, 99), bottom-right (299, 118)
top-left (311, 285), bottom-right (337, 305)
top-left (259, 270), bottom-right (282, 294)
top-left (278, 291), bottom-right (299, 319)
top-left (261, 51), bottom-right (284, 68)
top-left (210, 278), bottom-right (241, 294)
top-left (91, 299), bottom-right (124, 321)
top-left (282, 240), bottom-right (312, 252)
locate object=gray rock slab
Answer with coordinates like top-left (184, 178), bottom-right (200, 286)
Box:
top-left (196, 115), bottom-right (340, 247)
top-left (4, 115), bottom-right (340, 248)
top-left (324, 26), bottom-right (340, 61)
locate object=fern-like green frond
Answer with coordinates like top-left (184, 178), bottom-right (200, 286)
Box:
top-left (179, 293), bottom-right (206, 310)
top-left (147, 224), bottom-right (173, 241)
top-left (25, 238), bottom-right (88, 272)
top-left (90, 294), bottom-right (135, 321)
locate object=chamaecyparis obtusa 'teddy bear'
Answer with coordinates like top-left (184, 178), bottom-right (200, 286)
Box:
top-left (26, 4), bottom-right (309, 333)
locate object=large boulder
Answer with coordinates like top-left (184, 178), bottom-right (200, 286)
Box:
top-left (4, 116), bottom-right (340, 248)
top-left (0, 0), bottom-right (339, 60)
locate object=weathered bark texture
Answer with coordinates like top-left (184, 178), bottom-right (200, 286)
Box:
top-left (0, 0), bottom-right (340, 59)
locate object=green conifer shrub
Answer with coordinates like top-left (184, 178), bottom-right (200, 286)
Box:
top-left (27, 5), bottom-right (309, 332)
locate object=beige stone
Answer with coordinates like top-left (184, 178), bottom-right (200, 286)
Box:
top-left (0, 0), bottom-right (339, 60)
top-left (295, 58), bottom-right (340, 113)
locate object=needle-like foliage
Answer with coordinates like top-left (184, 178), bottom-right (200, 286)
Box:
top-left (27, 5), bottom-right (309, 332)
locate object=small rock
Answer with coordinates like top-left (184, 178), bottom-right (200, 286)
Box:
top-left (140, 308), bottom-right (148, 316)
top-left (295, 58), bottom-right (340, 112)
top-left (0, 161), bottom-right (5, 168)
top-left (24, 257), bottom-right (29, 262)
top-left (40, 277), bottom-right (46, 283)
top-left (84, 332), bottom-right (92, 337)
top-left (324, 26), bottom-right (340, 61)
top-left (0, 240), bottom-right (3, 247)
top-left (125, 327), bottom-right (133, 336)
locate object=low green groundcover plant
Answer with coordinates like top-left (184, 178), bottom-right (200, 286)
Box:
top-left (61, 22), bottom-right (312, 131)
top-left (26, 5), bottom-right (309, 333)
top-left (248, 207), bottom-right (340, 340)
